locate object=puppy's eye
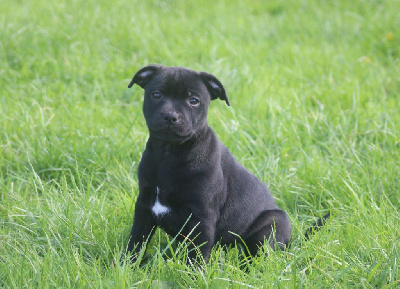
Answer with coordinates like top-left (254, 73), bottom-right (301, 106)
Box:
top-left (189, 97), bottom-right (200, 106)
top-left (151, 92), bottom-right (161, 99)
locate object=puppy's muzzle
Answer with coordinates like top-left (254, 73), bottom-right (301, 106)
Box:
top-left (161, 111), bottom-right (179, 124)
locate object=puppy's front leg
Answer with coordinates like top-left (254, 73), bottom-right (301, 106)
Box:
top-left (126, 191), bottom-right (156, 263)
top-left (183, 215), bottom-right (216, 264)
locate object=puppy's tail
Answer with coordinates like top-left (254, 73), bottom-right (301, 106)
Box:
top-left (303, 212), bottom-right (330, 240)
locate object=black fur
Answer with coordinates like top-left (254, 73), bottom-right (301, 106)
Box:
top-left (126, 65), bottom-right (291, 263)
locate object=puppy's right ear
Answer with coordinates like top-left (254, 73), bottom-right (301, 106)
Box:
top-left (128, 65), bottom-right (162, 89)
top-left (200, 72), bottom-right (230, 106)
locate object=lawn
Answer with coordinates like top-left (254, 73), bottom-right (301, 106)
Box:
top-left (1, 0), bottom-right (399, 287)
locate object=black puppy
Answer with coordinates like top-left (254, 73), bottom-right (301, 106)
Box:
top-left (126, 65), bottom-right (291, 263)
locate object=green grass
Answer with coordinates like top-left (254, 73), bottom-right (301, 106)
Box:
top-left (1, 0), bottom-right (399, 287)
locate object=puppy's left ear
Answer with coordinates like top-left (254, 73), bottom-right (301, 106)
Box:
top-left (200, 72), bottom-right (230, 106)
top-left (128, 64), bottom-right (162, 89)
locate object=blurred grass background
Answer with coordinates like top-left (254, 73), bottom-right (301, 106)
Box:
top-left (1, 0), bottom-right (399, 287)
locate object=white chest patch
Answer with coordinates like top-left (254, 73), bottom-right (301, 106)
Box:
top-left (152, 187), bottom-right (170, 216)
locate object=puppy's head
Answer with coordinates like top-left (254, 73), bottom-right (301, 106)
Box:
top-left (128, 65), bottom-right (230, 143)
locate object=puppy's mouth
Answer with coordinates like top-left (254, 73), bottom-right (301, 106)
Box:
top-left (149, 127), bottom-right (193, 143)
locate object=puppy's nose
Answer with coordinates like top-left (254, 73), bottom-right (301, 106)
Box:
top-left (162, 112), bottom-right (179, 124)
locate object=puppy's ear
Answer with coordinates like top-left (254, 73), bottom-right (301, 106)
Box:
top-left (128, 64), bottom-right (162, 89)
top-left (200, 72), bottom-right (230, 106)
